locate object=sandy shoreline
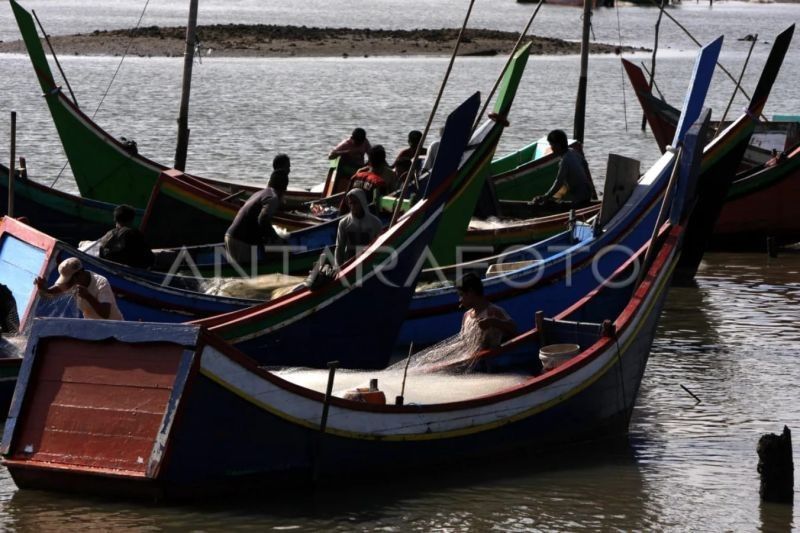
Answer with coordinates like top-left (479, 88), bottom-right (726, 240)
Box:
top-left (0, 25), bottom-right (647, 58)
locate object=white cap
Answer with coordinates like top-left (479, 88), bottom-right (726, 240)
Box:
top-left (54, 257), bottom-right (83, 287)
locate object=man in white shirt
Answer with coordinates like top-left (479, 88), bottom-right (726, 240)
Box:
top-left (35, 257), bottom-right (124, 320)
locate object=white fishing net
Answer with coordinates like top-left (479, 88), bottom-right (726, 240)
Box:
top-left (200, 273), bottom-right (306, 300)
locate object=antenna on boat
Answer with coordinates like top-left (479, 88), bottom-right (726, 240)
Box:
top-left (174, 0), bottom-right (199, 171)
top-left (31, 10), bottom-right (79, 108)
top-left (573, 0), bottom-right (592, 144)
top-left (395, 342), bottom-right (414, 406)
top-left (389, 0), bottom-right (477, 227)
top-left (472, 0), bottom-right (544, 131)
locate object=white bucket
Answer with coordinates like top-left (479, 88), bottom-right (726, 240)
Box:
top-left (539, 343), bottom-right (581, 371)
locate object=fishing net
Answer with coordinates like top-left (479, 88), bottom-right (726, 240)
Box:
top-left (270, 323), bottom-right (530, 406)
top-left (200, 273), bottom-right (306, 300)
top-left (1, 292), bottom-right (78, 358)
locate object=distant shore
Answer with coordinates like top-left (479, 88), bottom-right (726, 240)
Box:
top-left (0, 25), bottom-right (648, 58)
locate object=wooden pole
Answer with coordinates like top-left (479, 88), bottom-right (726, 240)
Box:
top-left (473, 0), bottom-right (544, 130)
top-left (8, 112), bottom-right (16, 218)
top-left (648, 0), bottom-right (760, 111)
top-left (174, 0), bottom-right (199, 172)
top-left (757, 426), bottom-right (794, 503)
top-left (573, 0), bottom-right (592, 144)
top-left (636, 145), bottom-right (682, 287)
top-left (312, 360), bottom-right (339, 484)
top-left (32, 10), bottom-right (79, 108)
top-left (642, 0), bottom-right (666, 131)
top-left (715, 34), bottom-right (757, 137)
top-left (389, 0), bottom-right (477, 227)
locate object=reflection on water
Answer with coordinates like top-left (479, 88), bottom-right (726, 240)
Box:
top-left (0, 441), bottom-right (656, 531)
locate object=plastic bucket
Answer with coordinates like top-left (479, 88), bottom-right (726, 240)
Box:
top-left (539, 343), bottom-right (581, 371)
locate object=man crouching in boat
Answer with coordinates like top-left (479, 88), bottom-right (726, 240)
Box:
top-left (532, 129), bottom-right (596, 210)
top-left (34, 258), bottom-right (124, 320)
top-left (334, 188), bottom-right (383, 268)
top-left (225, 154), bottom-right (290, 264)
top-left (456, 273), bottom-right (517, 352)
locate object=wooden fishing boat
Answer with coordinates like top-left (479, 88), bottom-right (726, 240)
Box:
top-left (9, 0), bottom-right (574, 233)
top-left (399, 39), bottom-right (719, 346)
top-left (0, 164), bottom-right (142, 246)
top-left (711, 143), bottom-right (800, 249)
top-left (1, 91), bottom-right (481, 372)
top-left (623, 25), bottom-right (794, 280)
top-left (0, 198), bottom-right (689, 499)
top-left (2, 36), bottom-right (719, 356)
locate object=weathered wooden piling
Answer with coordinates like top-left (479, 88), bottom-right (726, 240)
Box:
top-left (767, 237), bottom-right (778, 258)
top-left (757, 426), bottom-right (794, 503)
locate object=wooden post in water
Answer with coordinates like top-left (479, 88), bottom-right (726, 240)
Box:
top-left (757, 426), bottom-right (794, 503)
top-left (642, 0), bottom-right (667, 131)
top-left (174, 0), bottom-right (199, 172)
top-left (573, 0), bottom-right (592, 144)
top-left (8, 112), bottom-right (16, 218)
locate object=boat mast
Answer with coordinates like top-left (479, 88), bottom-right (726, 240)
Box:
top-left (174, 0), bottom-right (199, 171)
top-left (573, 0), bottom-right (592, 144)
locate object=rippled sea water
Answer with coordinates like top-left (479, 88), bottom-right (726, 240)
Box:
top-left (0, 0), bottom-right (799, 530)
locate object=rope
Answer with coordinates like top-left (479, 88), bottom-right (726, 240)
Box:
top-left (615, 0), bottom-right (628, 132)
top-left (51, 0), bottom-right (151, 189)
top-left (92, 0), bottom-right (152, 120)
top-left (614, 331), bottom-right (630, 422)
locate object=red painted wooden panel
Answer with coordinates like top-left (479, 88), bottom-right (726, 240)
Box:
top-left (10, 338), bottom-right (183, 476)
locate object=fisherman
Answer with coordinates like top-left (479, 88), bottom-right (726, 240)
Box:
top-left (345, 145), bottom-right (396, 206)
top-left (456, 272), bottom-right (517, 351)
top-left (34, 258), bottom-right (124, 320)
top-left (334, 188), bottom-right (383, 268)
top-left (0, 283), bottom-right (19, 335)
top-left (392, 130), bottom-right (427, 169)
top-left (329, 127), bottom-right (372, 169)
top-left (97, 204), bottom-right (154, 268)
top-left (532, 129), bottom-right (596, 209)
top-left (225, 154), bottom-right (290, 264)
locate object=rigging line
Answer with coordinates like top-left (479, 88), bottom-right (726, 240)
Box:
top-left (91, 0), bottom-right (153, 120)
top-left (614, 0), bottom-right (628, 132)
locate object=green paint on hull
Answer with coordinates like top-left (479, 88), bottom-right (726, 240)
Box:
top-left (12, 0), bottom-right (164, 209)
top-left (426, 43), bottom-right (531, 266)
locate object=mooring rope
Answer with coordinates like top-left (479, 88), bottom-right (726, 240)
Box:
top-left (91, 0), bottom-right (152, 120)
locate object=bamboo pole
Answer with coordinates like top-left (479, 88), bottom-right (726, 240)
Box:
top-left (642, 0), bottom-right (667, 131)
top-left (312, 360), bottom-right (339, 484)
top-left (573, 0), bottom-right (593, 144)
top-left (648, 0), bottom-right (760, 109)
top-left (32, 10), bottom-right (79, 108)
top-left (636, 145), bottom-right (682, 288)
top-left (8, 112), bottom-right (16, 218)
top-left (715, 34), bottom-right (757, 137)
top-left (473, 0), bottom-right (545, 130)
top-left (389, 0), bottom-right (477, 227)
top-left (174, 0), bottom-right (199, 171)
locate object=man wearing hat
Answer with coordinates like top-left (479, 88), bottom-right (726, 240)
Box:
top-left (224, 153), bottom-right (290, 265)
top-left (34, 258), bottom-right (124, 320)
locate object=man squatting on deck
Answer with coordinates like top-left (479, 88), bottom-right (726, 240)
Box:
top-left (225, 154), bottom-right (290, 264)
top-left (456, 273), bottom-right (517, 351)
